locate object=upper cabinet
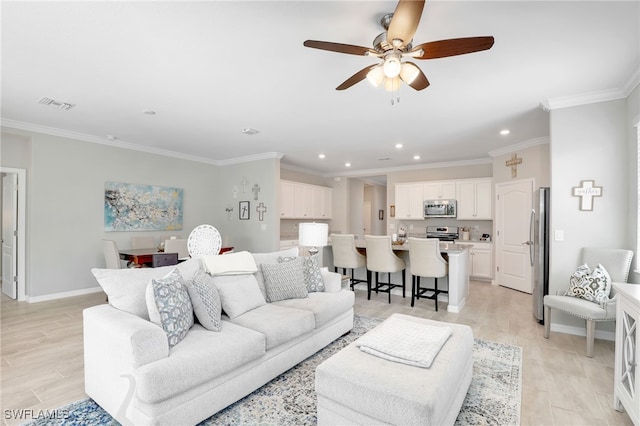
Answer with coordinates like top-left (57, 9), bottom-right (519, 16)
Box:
top-left (280, 180), bottom-right (332, 219)
top-left (423, 182), bottom-right (456, 200)
top-left (395, 183), bottom-right (424, 219)
top-left (456, 178), bottom-right (493, 220)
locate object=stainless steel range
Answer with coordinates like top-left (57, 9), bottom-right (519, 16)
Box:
top-left (426, 226), bottom-right (459, 242)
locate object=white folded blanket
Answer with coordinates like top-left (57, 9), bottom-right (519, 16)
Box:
top-left (202, 251), bottom-right (258, 275)
top-left (355, 316), bottom-right (452, 368)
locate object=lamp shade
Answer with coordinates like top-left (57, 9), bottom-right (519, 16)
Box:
top-left (299, 223), bottom-right (328, 248)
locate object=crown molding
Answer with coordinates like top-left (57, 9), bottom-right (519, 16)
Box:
top-left (328, 157), bottom-right (493, 179)
top-left (488, 136), bottom-right (550, 158)
top-left (1, 118), bottom-right (283, 167)
top-left (542, 67), bottom-right (639, 110)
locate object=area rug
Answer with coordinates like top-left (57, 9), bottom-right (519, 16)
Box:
top-left (23, 315), bottom-right (522, 426)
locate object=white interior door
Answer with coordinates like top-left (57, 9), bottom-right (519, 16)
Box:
top-left (495, 179), bottom-right (534, 293)
top-left (2, 173), bottom-right (18, 299)
top-left (363, 202), bottom-right (371, 237)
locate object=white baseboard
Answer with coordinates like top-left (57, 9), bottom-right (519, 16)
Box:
top-left (27, 286), bottom-right (103, 303)
top-left (550, 322), bottom-right (616, 342)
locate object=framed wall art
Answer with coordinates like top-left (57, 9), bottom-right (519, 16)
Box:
top-left (239, 201), bottom-right (250, 220)
top-left (104, 182), bottom-right (183, 231)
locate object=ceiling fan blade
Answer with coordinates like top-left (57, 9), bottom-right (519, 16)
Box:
top-left (387, 0), bottom-right (425, 48)
top-left (413, 36), bottom-right (495, 60)
top-left (303, 40), bottom-right (371, 56)
top-left (400, 62), bottom-right (430, 91)
top-left (336, 65), bottom-right (379, 90)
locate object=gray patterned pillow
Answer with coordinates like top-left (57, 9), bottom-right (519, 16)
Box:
top-left (151, 268), bottom-right (194, 347)
top-left (279, 255), bottom-right (325, 292)
top-left (565, 263), bottom-right (612, 306)
top-left (185, 269), bottom-right (222, 331)
top-left (262, 257), bottom-right (308, 302)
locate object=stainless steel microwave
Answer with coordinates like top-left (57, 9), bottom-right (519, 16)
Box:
top-left (424, 199), bottom-right (457, 218)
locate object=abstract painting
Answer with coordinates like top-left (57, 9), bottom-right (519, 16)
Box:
top-left (104, 182), bottom-right (183, 231)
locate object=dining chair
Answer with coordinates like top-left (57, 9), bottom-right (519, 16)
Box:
top-left (407, 237), bottom-right (448, 311)
top-left (102, 239), bottom-right (123, 269)
top-left (164, 238), bottom-right (190, 260)
top-left (187, 224), bottom-right (222, 257)
top-left (132, 236), bottom-right (155, 249)
top-left (543, 247), bottom-right (633, 357)
top-left (330, 233), bottom-right (367, 290)
top-left (364, 235), bottom-right (406, 303)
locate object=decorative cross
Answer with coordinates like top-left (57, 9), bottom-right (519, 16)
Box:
top-left (256, 202), bottom-right (267, 221)
top-left (252, 184), bottom-right (260, 201)
top-left (505, 153), bottom-right (522, 178)
top-left (232, 186), bottom-right (238, 199)
top-left (240, 176), bottom-right (249, 193)
top-left (572, 180), bottom-right (602, 211)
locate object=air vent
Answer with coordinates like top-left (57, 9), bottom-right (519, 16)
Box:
top-left (378, 157), bottom-right (391, 161)
top-left (38, 97), bottom-right (75, 110)
top-left (241, 128), bottom-right (259, 135)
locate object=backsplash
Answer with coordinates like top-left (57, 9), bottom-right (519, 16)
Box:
top-left (389, 219), bottom-right (493, 241)
top-left (280, 219), bottom-right (332, 240)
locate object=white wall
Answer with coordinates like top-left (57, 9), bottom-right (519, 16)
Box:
top-left (0, 128), bottom-right (283, 298)
top-left (549, 97), bottom-right (632, 333)
top-left (626, 85), bottom-right (640, 282)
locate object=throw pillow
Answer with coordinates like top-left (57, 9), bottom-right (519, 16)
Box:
top-left (279, 255), bottom-right (325, 292)
top-left (565, 263), bottom-right (612, 305)
top-left (185, 269), bottom-right (222, 331)
top-left (262, 256), bottom-right (308, 302)
top-left (148, 268), bottom-right (194, 347)
top-left (252, 248), bottom-right (299, 297)
top-left (212, 274), bottom-right (266, 319)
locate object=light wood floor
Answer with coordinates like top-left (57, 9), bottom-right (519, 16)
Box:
top-left (1, 281), bottom-right (634, 426)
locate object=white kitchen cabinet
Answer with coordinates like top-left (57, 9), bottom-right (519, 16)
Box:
top-left (469, 242), bottom-right (493, 280)
top-left (280, 180), bottom-right (332, 219)
top-left (280, 181), bottom-right (295, 218)
top-left (423, 181), bottom-right (456, 200)
top-left (613, 283), bottom-right (640, 425)
top-left (395, 183), bottom-right (424, 220)
top-left (456, 178), bottom-right (493, 220)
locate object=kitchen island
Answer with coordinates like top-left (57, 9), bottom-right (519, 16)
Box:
top-left (348, 240), bottom-right (471, 313)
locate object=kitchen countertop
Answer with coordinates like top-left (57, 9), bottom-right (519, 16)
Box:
top-left (354, 240), bottom-right (471, 254)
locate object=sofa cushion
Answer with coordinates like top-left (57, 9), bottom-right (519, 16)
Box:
top-left (134, 322), bottom-right (266, 404)
top-left (185, 269), bottom-right (222, 331)
top-left (272, 290), bottom-right (355, 328)
top-left (92, 258), bottom-right (201, 320)
top-left (251, 248), bottom-right (299, 297)
top-left (229, 304), bottom-right (315, 350)
top-left (148, 268), bottom-right (194, 347)
top-left (213, 274), bottom-right (266, 319)
top-left (261, 257), bottom-right (308, 302)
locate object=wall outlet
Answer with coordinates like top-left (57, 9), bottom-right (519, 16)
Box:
top-left (554, 229), bottom-right (564, 241)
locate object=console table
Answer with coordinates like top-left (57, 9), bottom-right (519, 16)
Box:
top-left (613, 282), bottom-right (640, 425)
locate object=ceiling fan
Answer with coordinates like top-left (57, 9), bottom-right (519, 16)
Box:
top-left (303, 0), bottom-right (494, 93)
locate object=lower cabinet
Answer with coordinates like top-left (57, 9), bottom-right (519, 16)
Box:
top-left (614, 283), bottom-right (640, 425)
top-left (469, 243), bottom-right (493, 280)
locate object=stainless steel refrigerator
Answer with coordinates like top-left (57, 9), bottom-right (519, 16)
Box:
top-left (532, 187), bottom-right (550, 323)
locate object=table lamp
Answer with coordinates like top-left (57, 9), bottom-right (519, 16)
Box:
top-left (299, 222), bottom-right (328, 256)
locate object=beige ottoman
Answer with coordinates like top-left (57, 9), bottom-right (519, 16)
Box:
top-left (315, 314), bottom-right (473, 425)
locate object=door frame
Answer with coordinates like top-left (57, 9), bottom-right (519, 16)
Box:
top-left (1, 167), bottom-right (26, 301)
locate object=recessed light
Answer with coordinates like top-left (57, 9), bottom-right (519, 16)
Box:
top-left (345, 162), bottom-right (351, 167)
top-left (241, 128), bottom-right (259, 135)
top-left (413, 155), bottom-right (420, 160)
top-left (106, 135), bottom-right (117, 141)
top-left (318, 153), bottom-right (326, 159)
top-left (395, 143), bottom-right (403, 149)
top-left (143, 110), bottom-right (156, 115)
top-left (500, 129), bottom-right (510, 135)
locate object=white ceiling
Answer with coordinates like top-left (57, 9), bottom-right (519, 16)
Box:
top-left (2, 1), bottom-right (639, 178)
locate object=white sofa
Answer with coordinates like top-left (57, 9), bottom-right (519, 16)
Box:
top-left (84, 248), bottom-right (354, 425)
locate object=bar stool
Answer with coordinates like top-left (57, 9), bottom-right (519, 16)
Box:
top-left (407, 237), bottom-right (448, 311)
top-left (364, 235), bottom-right (406, 303)
top-left (330, 234), bottom-right (368, 291)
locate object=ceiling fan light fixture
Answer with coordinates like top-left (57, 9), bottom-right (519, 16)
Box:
top-left (383, 52), bottom-right (402, 78)
top-left (400, 62), bottom-right (420, 84)
top-left (366, 65), bottom-right (385, 87)
top-left (384, 76), bottom-right (401, 92)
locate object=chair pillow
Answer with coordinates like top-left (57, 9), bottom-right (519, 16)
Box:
top-left (185, 269), bottom-right (222, 331)
top-left (262, 256), bottom-right (308, 302)
top-left (565, 263), bottom-right (612, 305)
top-left (212, 274), bottom-right (266, 319)
top-left (279, 255), bottom-right (325, 292)
top-left (146, 268), bottom-right (194, 347)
